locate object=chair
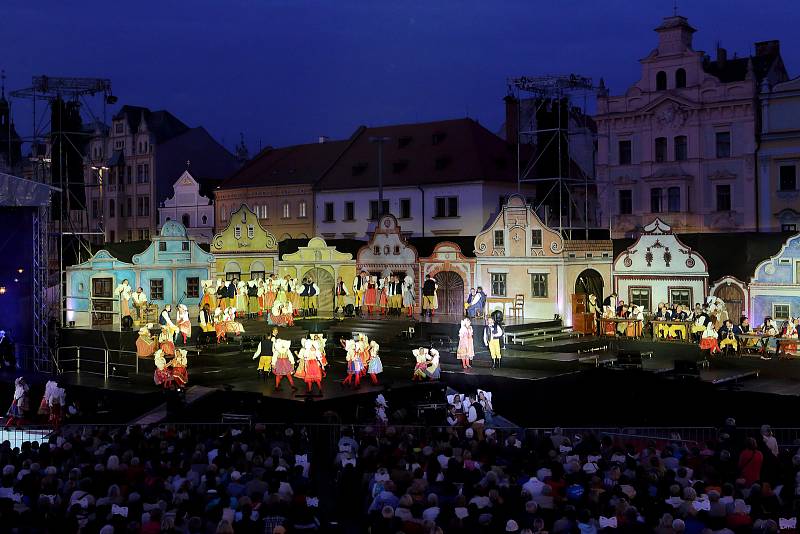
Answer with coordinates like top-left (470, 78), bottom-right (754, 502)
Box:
top-left (511, 294), bottom-right (524, 318)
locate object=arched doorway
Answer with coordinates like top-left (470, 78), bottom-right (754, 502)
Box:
top-left (715, 283), bottom-right (745, 324)
top-left (575, 268), bottom-right (604, 304)
top-left (303, 267), bottom-right (335, 312)
top-left (434, 271), bottom-right (465, 316)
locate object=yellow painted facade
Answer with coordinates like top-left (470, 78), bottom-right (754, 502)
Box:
top-left (280, 237), bottom-right (356, 311)
top-left (211, 204), bottom-right (278, 280)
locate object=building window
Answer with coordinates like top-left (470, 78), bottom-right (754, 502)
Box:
top-left (324, 202), bottom-right (335, 222)
top-left (531, 229), bottom-right (543, 247)
top-left (181, 214), bottom-right (190, 227)
top-left (127, 198), bottom-right (132, 218)
top-left (630, 287), bottom-right (651, 311)
top-left (650, 188), bottom-right (662, 213)
top-left (782, 224), bottom-right (797, 232)
top-left (138, 229), bottom-right (146, 240)
top-left (186, 277), bottom-right (200, 298)
top-left (373, 246), bottom-right (380, 255)
top-left (92, 199), bottom-right (98, 220)
top-left (618, 140), bottom-right (632, 165)
top-left (247, 225), bottom-right (254, 239)
top-left (654, 137), bottom-right (667, 163)
top-left (126, 229), bottom-right (132, 241)
top-left (202, 215), bottom-right (208, 225)
top-left (282, 202), bottom-right (290, 219)
top-left (181, 241), bottom-right (189, 251)
top-left (115, 122), bottom-right (123, 134)
top-left (432, 132), bottom-right (446, 145)
top-left (369, 200), bottom-right (390, 220)
top-left (715, 131), bottom-right (731, 158)
top-left (675, 68), bottom-right (686, 88)
top-left (150, 279), bottom-right (164, 301)
top-left (490, 273), bottom-right (507, 297)
top-left (109, 199), bottom-right (115, 218)
top-left (656, 71), bottom-right (667, 91)
top-left (250, 271), bottom-right (265, 281)
top-left (493, 230), bottom-right (504, 248)
top-left (344, 201), bottom-right (355, 221)
top-left (298, 200), bottom-right (307, 218)
top-left (779, 165), bottom-right (797, 191)
top-left (619, 189), bottom-right (633, 215)
top-left (667, 187), bottom-right (680, 212)
top-left (399, 198), bottom-right (411, 219)
top-left (143, 197), bottom-right (150, 216)
top-left (434, 196), bottom-right (458, 218)
top-left (225, 272), bottom-right (240, 282)
top-left (136, 164), bottom-right (143, 183)
top-left (674, 135), bottom-right (687, 161)
top-left (234, 226), bottom-right (241, 239)
top-left (670, 288), bottom-right (691, 308)
top-left (774, 303), bottom-right (791, 321)
top-left (530, 273), bottom-right (548, 298)
top-left (158, 242), bottom-right (167, 252)
top-left (716, 184), bottom-right (731, 212)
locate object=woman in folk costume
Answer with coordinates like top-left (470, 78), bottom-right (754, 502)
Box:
top-left (171, 348), bottom-right (189, 387)
top-left (38, 380), bottom-right (58, 420)
top-left (356, 334), bottom-right (371, 374)
top-left (426, 348), bottom-right (441, 381)
top-left (270, 300), bottom-right (294, 327)
top-left (247, 280), bottom-right (260, 318)
top-left (275, 275), bottom-right (288, 305)
top-left (223, 307), bottom-right (245, 335)
top-left (176, 304), bottom-right (192, 344)
top-left (457, 318), bottom-right (475, 369)
top-left (363, 276), bottom-right (378, 315)
top-left (236, 281), bottom-right (248, 316)
top-left (412, 348), bottom-right (429, 381)
top-left (699, 321), bottom-right (721, 355)
top-left (48, 384), bottom-right (65, 430)
top-left (201, 280), bottom-right (216, 311)
top-left (114, 279), bottom-right (133, 320)
top-left (136, 325), bottom-right (157, 358)
top-left (778, 320), bottom-right (798, 357)
top-left (341, 338), bottom-right (363, 388)
top-left (265, 275), bottom-right (278, 311)
top-left (158, 327), bottom-right (176, 356)
top-left (294, 338), bottom-right (309, 380)
top-left (287, 276), bottom-right (301, 313)
top-left (256, 278), bottom-right (267, 316)
top-left (153, 350), bottom-right (174, 389)
top-left (302, 339), bottom-right (325, 394)
top-left (588, 294), bottom-right (599, 334)
top-left (378, 275), bottom-right (390, 316)
top-left (366, 340), bottom-right (383, 385)
top-left (483, 317), bottom-right (504, 369)
top-left (5, 377), bottom-right (29, 428)
top-left (402, 275), bottom-right (415, 318)
top-left (310, 333), bottom-right (328, 367)
top-left (253, 328), bottom-right (279, 379)
top-left (214, 306), bottom-right (227, 343)
top-left (272, 339), bottom-right (297, 391)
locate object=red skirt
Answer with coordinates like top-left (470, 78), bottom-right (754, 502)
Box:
top-left (154, 368), bottom-right (173, 386)
top-left (699, 338), bottom-right (720, 354)
top-left (364, 288), bottom-right (377, 306)
top-left (304, 359), bottom-right (322, 381)
top-left (160, 341), bottom-right (175, 356)
top-left (379, 291), bottom-right (388, 307)
top-left (178, 320), bottom-right (191, 337)
top-left (265, 292), bottom-right (276, 309)
top-left (173, 366), bottom-right (188, 386)
top-left (273, 357), bottom-right (293, 376)
top-left (272, 313), bottom-right (294, 326)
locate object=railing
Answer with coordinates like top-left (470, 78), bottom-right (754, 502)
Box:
top-left (14, 344), bottom-right (60, 375)
top-left (57, 345), bottom-right (139, 380)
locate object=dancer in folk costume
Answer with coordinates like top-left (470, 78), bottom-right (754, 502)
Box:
top-left (363, 276), bottom-right (378, 315)
top-left (367, 340), bottom-right (383, 385)
top-left (136, 325), bottom-right (157, 358)
top-left (352, 270), bottom-right (369, 316)
top-left (159, 304), bottom-right (177, 338)
top-left (158, 327), bottom-right (176, 356)
top-left (426, 348), bottom-right (441, 380)
top-left (5, 377), bottom-right (29, 428)
top-left (341, 338), bottom-right (363, 388)
top-left (402, 275), bottom-right (415, 318)
top-left (216, 279), bottom-right (227, 309)
top-left (272, 339), bottom-right (297, 391)
top-left (302, 339), bottom-right (325, 394)
top-left (356, 334), bottom-right (371, 374)
top-left (176, 304), bottom-right (192, 344)
top-left (247, 280), bottom-right (260, 318)
top-left (114, 279), bottom-right (133, 322)
top-left (264, 275), bottom-right (278, 311)
top-left (333, 276), bottom-right (349, 317)
top-left (287, 276), bottom-right (301, 314)
top-left (38, 380), bottom-right (57, 420)
top-left (457, 318), bottom-right (475, 369)
top-left (171, 348), bottom-right (189, 387)
top-left (483, 317), bottom-right (504, 369)
top-left (213, 306), bottom-right (227, 343)
top-left (199, 304), bottom-right (214, 334)
top-left (257, 279), bottom-right (267, 316)
top-left (223, 307), bottom-right (245, 335)
top-left (271, 301), bottom-right (295, 326)
top-left (310, 333), bottom-right (328, 367)
top-left (253, 327), bottom-right (279, 379)
top-left (294, 338), bottom-right (310, 381)
top-left (153, 350), bottom-right (174, 390)
top-left (412, 348), bottom-right (429, 381)
top-left (378, 275), bottom-right (390, 316)
top-left (201, 280), bottom-right (216, 311)
top-left (236, 280), bottom-right (248, 316)
top-left (48, 384), bottom-right (65, 430)
top-left (421, 274), bottom-right (439, 318)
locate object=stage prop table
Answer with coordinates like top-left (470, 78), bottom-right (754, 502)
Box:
top-left (735, 333), bottom-right (798, 358)
top-left (651, 320), bottom-right (692, 342)
top-left (599, 318), bottom-right (642, 338)
top-left (486, 296), bottom-right (515, 317)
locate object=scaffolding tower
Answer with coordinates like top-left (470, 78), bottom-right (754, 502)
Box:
top-left (507, 74), bottom-right (600, 238)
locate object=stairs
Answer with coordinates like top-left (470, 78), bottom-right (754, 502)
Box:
top-left (505, 323), bottom-right (581, 346)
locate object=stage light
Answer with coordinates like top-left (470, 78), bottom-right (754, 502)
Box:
top-left (13, 278), bottom-right (18, 283)
top-left (17, 268), bottom-right (23, 274)
top-left (0, 287), bottom-right (5, 294)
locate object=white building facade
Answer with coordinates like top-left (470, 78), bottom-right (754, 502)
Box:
top-left (158, 171), bottom-right (215, 243)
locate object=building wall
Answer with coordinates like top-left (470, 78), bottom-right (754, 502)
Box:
top-left (210, 204), bottom-right (278, 280)
top-left (279, 237), bottom-right (356, 310)
top-left (158, 171), bottom-right (215, 243)
top-left (750, 233), bottom-right (800, 321)
top-left (214, 185), bottom-right (314, 240)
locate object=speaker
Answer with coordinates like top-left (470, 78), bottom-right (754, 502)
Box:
top-left (121, 315), bottom-right (134, 331)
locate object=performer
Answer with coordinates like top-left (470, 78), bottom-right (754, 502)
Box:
top-left (253, 328), bottom-right (278, 379)
top-left (719, 319), bottom-right (739, 353)
top-left (356, 334), bottom-right (371, 372)
top-left (421, 274), bottom-right (438, 317)
top-left (223, 307), bottom-right (245, 335)
top-left (390, 275), bottom-right (404, 316)
top-left (378, 275), bottom-right (390, 316)
top-left (158, 327), bottom-right (176, 356)
top-left (364, 276), bottom-right (378, 315)
top-left (465, 289), bottom-right (482, 319)
top-left (256, 278), bottom-right (266, 316)
top-left (132, 286), bottom-right (148, 322)
top-left (159, 304), bottom-right (178, 340)
top-left (247, 280), bottom-right (259, 319)
top-left (200, 280), bottom-right (215, 311)
top-left (287, 276), bottom-right (301, 314)
top-left (341, 338), bottom-right (363, 388)
top-left (353, 270), bottom-right (369, 316)
top-left (271, 301), bottom-right (295, 327)
top-left (199, 303), bottom-right (214, 333)
top-left (48, 383), bottom-right (65, 430)
top-left (310, 333), bottom-right (328, 367)
top-left (300, 276), bottom-right (320, 318)
top-left (172, 348), bottom-right (189, 387)
top-left (264, 275), bottom-right (277, 313)
top-left (114, 279), bottom-right (133, 324)
top-left (302, 339), bottom-right (325, 394)
top-left (236, 280), bottom-right (248, 316)
top-left (334, 276), bottom-right (349, 317)
top-left (402, 275), bottom-right (415, 318)
top-left (588, 294), bottom-right (599, 334)
top-left (136, 325), bottom-right (157, 358)
top-left (38, 380), bottom-right (56, 421)
top-left (272, 338), bottom-right (297, 391)
top-left (5, 377), bottom-right (28, 428)
top-left (412, 348), bottom-right (429, 381)
top-left (700, 322), bottom-right (721, 355)
top-left (484, 317), bottom-right (504, 369)
top-left (153, 350), bottom-right (174, 390)
top-left (294, 338), bottom-right (309, 381)
top-left (216, 279), bottom-right (228, 309)
top-left (176, 304), bottom-right (191, 345)
top-left (367, 340), bottom-right (383, 385)
top-left (457, 318), bottom-right (475, 369)
top-left (426, 348), bottom-right (441, 381)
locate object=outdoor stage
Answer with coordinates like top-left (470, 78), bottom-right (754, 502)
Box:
top-left (50, 312), bottom-right (800, 427)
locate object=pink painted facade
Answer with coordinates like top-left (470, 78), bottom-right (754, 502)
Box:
top-left (595, 16), bottom-right (787, 238)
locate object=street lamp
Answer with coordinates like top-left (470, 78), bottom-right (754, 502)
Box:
top-left (369, 136), bottom-right (391, 217)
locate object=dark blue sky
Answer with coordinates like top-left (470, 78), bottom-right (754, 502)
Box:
top-left (4, 0), bottom-right (799, 153)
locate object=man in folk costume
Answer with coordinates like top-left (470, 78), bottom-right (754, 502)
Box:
top-left (421, 274), bottom-right (438, 318)
top-left (153, 350), bottom-right (174, 390)
top-left (352, 270), bottom-right (369, 316)
top-left (272, 339), bottom-right (297, 392)
top-left (465, 288), bottom-right (482, 319)
top-left (333, 276), bottom-right (349, 317)
top-left (114, 279), bottom-right (133, 324)
top-left (402, 275), bottom-right (415, 318)
top-left (172, 348), bottom-right (189, 387)
top-left (216, 279), bottom-right (228, 309)
top-left (5, 377), bottom-right (28, 428)
top-left (136, 325), bottom-right (157, 358)
top-left (132, 286), bottom-right (148, 322)
top-left (302, 339), bottom-right (325, 394)
top-left (226, 279), bottom-right (237, 309)
top-left (341, 338), bottom-right (363, 388)
top-left (253, 327), bottom-right (279, 379)
top-left (412, 348), bottom-right (429, 381)
top-left (199, 303), bottom-right (214, 333)
top-left (458, 318), bottom-right (475, 369)
top-left (175, 304), bottom-right (192, 345)
top-left (391, 275), bottom-right (404, 316)
top-left (159, 304), bottom-right (178, 341)
top-left (367, 340), bottom-right (383, 385)
top-left (301, 276), bottom-right (320, 318)
top-left (484, 317), bottom-right (504, 369)
top-left (247, 280), bottom-right (259, 319)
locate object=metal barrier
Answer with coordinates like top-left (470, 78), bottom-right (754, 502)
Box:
top-left (13, 344), bottom-right (60, 374)
top-left (57, 345), bottom-right (139, 380)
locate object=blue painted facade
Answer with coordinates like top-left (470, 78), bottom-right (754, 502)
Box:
top-left (750, 234), bottom-right (800, 323)
top-left (66, 221), bottom-right (213, 327)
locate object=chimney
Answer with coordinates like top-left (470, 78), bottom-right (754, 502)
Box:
top-left (318, 135), bottom-right (329, 144)
top-left (755, 40), bottom-right (780, 57)
top-left (504, 95), bottom-right (520, 143)
top-left (716, 46), bottom-right (727, 67)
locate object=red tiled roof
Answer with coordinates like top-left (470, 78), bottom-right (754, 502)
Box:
top-left (314, 118), bottom-right (517, 190)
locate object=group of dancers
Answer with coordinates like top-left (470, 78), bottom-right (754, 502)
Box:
top-left (252, 328), bottom-right (330, 393)
top-left (153, 347), bottom-right (190, 390)
top-left (351, 271), bottom-right (418, 317)
top-left (205, 275), bottom-right (321, 320)
top-left (5, 378), bottom-right (65, 429)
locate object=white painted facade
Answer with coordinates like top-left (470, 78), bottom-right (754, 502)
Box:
top-left (158, 171), bottom-right (215, 244)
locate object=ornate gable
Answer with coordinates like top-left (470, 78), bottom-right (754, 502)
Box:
top-left (358, 214), bottom-right (418, 265)
top-left (211, 204), bottom-right (277, 254)
top-left (614, 218), bottom-right (708, 275)
top-left (474, 194), bottom-right (564, 258)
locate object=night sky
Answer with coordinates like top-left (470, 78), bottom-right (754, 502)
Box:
top-left (4, 0), bottom-right (799, 153)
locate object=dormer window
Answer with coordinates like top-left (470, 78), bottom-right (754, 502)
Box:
top-left (234, 226), bottom-right (241, 240)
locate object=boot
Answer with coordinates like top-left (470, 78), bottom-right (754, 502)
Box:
top-left (490, 360), bottom-right (496, 369)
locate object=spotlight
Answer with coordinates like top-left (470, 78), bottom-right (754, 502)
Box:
top-left (17, 268), bottom-right (23, 274)
top-left (13, 278), bottom-right (18, 283)
top-left (0, 287), bottom-right (5, 294)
